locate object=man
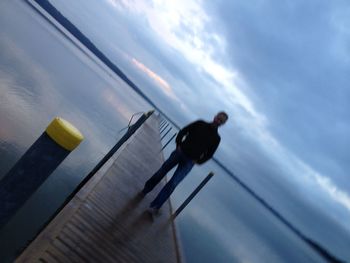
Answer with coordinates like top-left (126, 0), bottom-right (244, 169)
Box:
top-left (142, 112), bottom-right (228, 216)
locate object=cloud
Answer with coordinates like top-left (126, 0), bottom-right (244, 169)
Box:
top-left (105, 0), bottom-right (267, 125)
top-left (329, 4), bottom-right (350, 63)
top-left (12, 0), bottom-right (348, 258)
top-left (131, 58), bottom-right (175, 99)
top-left (304, 164), bottom-right (350, 212)
top-left (102, 0), bottom-right (350, 220)
top-left (200, 0), bottom-right (350, 205)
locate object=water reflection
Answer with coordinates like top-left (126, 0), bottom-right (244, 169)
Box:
top-left (0, 0), bottom-right (346, 262)
top-left (0, 1), bottom-right (151, 261)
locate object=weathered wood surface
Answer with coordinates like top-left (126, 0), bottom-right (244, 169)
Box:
top-left (16, 114), bottom-right (181, 263)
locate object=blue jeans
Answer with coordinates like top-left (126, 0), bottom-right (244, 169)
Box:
top-left (143, 148), bottom-right (194, 209)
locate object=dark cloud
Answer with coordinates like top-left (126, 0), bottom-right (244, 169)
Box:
top-left (203, 0), bottom-right (350, 188)
top-left (96, 5), bottom-right (202, 96)
top-left (38, 0), bottom-right (350, 260)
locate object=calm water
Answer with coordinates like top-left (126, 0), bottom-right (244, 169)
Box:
top-left (0, 1), bottom-right (328, 262)
top-left (0, 1), bottom-right (150, 261)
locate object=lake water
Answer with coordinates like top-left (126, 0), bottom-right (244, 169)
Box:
top-left (0, 1), bottom-right (329, 262)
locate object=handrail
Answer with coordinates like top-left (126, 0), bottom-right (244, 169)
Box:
top-left (161, 127), bottom-right (172, 140)
top-left (33, 110), bottom-right (154, 239)
top-left (160, 123), bottom-right (170, 134)
top-left (161, 133), bottom-right (177, 151)
top-left (118, 111), bottom-right (144, 133)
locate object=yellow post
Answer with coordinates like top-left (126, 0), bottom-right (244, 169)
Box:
top-left (0, 117), bottom-right (83, 229)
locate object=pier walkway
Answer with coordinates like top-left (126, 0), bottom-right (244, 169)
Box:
top-left (16, 114), bottom-right (181, 263)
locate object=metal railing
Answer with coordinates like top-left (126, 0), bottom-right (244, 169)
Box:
top-left (32, 110), bottom-right (155, 238)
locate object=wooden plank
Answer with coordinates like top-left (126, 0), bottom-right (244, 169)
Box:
top-left (44, 244), bottom-right (74, 263)
top-left (15, 115), bottom-right (181, 263)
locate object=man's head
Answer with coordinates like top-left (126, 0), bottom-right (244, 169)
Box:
top-left (212, 111), bottom-right (228, 127)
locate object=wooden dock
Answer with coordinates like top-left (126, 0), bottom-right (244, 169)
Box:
top-left (16, 114), bottom-right (182, 263)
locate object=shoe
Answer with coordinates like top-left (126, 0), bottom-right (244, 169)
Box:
top-left (138, 189), bottom-right (146, 198)
top-left (142, 188), bottom-right (148, 195)
top-left (147, 207), bottom-right (161, 218)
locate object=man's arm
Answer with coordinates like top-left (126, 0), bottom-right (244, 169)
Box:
top-left (175, 120), bottom-right (201, 146)
top-left (196, 138), bottom-right (221, 164)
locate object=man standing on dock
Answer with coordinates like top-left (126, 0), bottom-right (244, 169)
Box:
top-left (142, 112), bottom-right (228, 216)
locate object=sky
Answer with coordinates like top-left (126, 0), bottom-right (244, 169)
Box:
top-left (32, 0), bottom-right (350, 261)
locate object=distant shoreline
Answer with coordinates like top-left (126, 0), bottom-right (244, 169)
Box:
top-left (25, 1), bottom-right (346, 262)
top-left (26, 0), bottom-right (163, 117)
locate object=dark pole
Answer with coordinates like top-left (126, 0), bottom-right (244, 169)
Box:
top-left (161, 133), bottom-right (177, 151)
top-left (161, 127), bottom-right (172, 140)
top-left (0, 117), bottom-right (84, 229)
top-left (81, 110), bottom-right (154, 186)
top-left (159, 121), bottom-right (167, 130)
top-left (24, 110), bottom-right (154, 245)
top-left (173, 172), bottom-right (214, 218)
top-left (159, 119), bottom-right (166, 126)
top-left (160, 123), bottom-right (170, 134)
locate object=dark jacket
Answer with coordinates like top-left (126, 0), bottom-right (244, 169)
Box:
top-left (176, 120), bottom-right (220, 164)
